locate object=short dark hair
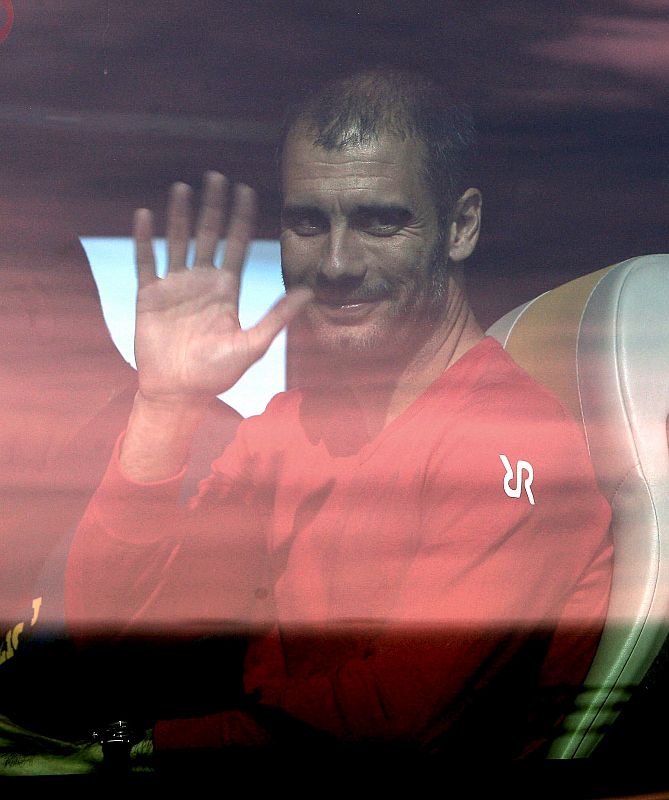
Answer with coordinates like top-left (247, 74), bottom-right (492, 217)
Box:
top-left (278, 67), bottom-right (477, 226)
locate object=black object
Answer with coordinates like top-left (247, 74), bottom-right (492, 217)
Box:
top-left (91, 720), bottom-right (144, 774)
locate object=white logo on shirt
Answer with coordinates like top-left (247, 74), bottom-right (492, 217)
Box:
top-left (499, 455), bottom-right (535, 505)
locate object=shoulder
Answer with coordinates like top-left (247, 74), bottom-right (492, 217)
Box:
top-left (427, 338), bottom-right (604, 511)
top-left (449, 336), bottom-right (584, 447)
top-left (456, 337), bottom-right (573, 415)
top-left (234, 387), bottom-right (303, 441)
top-left (209, 388), bottom-right (304, 477)
top-left (421, 339), bottom-right (611, 563)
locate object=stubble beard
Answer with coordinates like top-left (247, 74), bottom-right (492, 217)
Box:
top-left (289, 237), bottom-right (450, 370)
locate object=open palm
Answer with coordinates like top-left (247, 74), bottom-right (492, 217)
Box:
top-left (133, 172), bottom-right (311, 403)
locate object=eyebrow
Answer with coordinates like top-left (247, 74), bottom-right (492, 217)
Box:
top-left (281, 204), bottom-right (325, 217)
top-left (350, 203), bottom-right (413, 218)
top-left (281, 202), bottom-right (413, 216)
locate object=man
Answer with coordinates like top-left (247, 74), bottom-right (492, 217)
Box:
top-left (64, 68), bottom-right (613, 769)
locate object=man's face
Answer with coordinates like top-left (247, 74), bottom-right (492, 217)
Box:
top-left (280, 130), bottom-right (449, 361)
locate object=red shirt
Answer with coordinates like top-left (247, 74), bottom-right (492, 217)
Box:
top-left (65, 337), bottom-right (613, 758)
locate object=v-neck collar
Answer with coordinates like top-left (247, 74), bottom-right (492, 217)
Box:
top-left (306, 336), bottom-right (500, 466)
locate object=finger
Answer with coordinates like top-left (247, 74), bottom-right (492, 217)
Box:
top-left (166, 182), bottom-right (193, 273)
top-left (220, 183), bottom-right (257, 302)
top-left (133, 208), bottom-right (156, 290)
top-left (245, 286), bottom-right (313, 361)
top-left (193, 171), bottom-right (228, 268)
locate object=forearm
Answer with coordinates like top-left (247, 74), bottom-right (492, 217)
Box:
top-left (65, 426), bottom-right (270, 635)
top-left (264, 625), bottom-right (516, 742)
top-left (148, 624), bottom-right (528, 758)
top-left (64, 431), bottom-right (189, 632)
top-left (120, 390), bottom-right (210, 482)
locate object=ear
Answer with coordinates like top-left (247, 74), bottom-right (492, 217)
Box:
top-left (447, 188), bottom-right (482, 262)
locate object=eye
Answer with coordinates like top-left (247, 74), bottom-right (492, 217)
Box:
top-left (282, 209), bottom-right (327, 237)
top-left (353, 208), bottom-right (411, 236)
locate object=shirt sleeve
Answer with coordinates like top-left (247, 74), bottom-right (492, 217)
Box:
top-left (64, 425), bottom-right (272, 638)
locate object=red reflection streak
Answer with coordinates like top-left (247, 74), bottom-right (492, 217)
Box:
top-left (534, 14), bottom-right (669, 82)
top-left (0, 0), bottom-right (13, 43)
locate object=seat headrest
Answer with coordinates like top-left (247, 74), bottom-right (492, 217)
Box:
top-left (486, 255), bottom-right (669, 505)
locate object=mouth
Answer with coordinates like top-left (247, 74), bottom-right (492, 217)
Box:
top-left (313, 294), bottom-right (387, 322)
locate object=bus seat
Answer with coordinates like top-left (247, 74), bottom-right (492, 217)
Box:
top-left (486, 254), bottom-right (669, 758)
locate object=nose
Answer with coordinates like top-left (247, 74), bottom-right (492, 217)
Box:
top-left (318, 225), bottom-right (366, 283)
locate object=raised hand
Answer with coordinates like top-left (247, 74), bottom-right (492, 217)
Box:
top-left (133, 171), bottom-right (312, 406)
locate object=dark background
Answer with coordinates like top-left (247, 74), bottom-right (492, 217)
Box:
top-left (0, 0), bottom-right (667, 328)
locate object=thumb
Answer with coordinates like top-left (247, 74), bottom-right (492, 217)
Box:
top-left (245, 286), bottom-right (313, 361)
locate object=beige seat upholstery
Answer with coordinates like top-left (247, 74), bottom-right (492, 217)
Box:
top-left (486, 254), bottom-right (669, 758)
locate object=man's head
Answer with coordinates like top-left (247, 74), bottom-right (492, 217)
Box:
top-left (279, 67), bottom-right (482, 362)
top-left (278, 67), bottom-right (478, 230)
